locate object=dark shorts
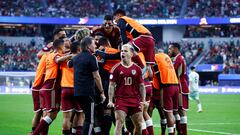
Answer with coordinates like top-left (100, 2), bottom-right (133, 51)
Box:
top-left (32, 90), bottom-right (42, 112)
top-left (179, 93), bottom-right (189, 111)
top-left (61, 88), bottom-right (82, 112)
top-left (115, 99), bottom-right (142, 116)
top-left (144, 81), bottom-right (152, 101)
top-left (40, 79), bottom-right (61, 112)
top-left (149, 87), bottom-right (161, 111)
top-left (131, 35), bottom-right (155, 64)
top-left (162, 85), bottom-right (179, 112)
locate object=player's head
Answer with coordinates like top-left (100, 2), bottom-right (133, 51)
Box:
top-left (94, 31), bottom-right (104, 47)
top-left (70, 41), bottom-right (81, 54)
top-left (98, 37), bottom-right (111, 48)
top-left (113, 9), bottom-right (126, 23)
top-left (121, 44), bottom-right (134, 62)
top-left (103, 15), bottom-right (114, 33)
top-left (80, 36), bottom-right (96, 53)
top-left (190, 66), bottom-right (196, 71)
top-left (168, 42), bottom-right (180, 57)
top-left (53, 28), bottom-right (66, 41)
top-left (59, 37), bottom-right (71, 51)
top-left (53, 39), bottom-right (65, 53)
top-left (75, 27), bottom-right (91, 42)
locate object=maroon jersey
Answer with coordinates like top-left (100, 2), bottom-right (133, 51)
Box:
top-left (92, 25), bottom-right (121, 49)
top-left (172, 53), bottom-right (189, 94)
top-left (110, 62), bottom-right (143, 107)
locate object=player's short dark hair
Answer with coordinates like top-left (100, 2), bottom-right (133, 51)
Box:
top-left (98, 37), bottom-right (109, 46)
top-left (80, 36), bottom-right (94, 51)
top-left (113, 9), bottom-right (126, 16)
top-left (190, 66), bottom-right (195, 70)
top-left (104, 15), bottom-right (113, 21)
top-left (53, 39), bottom-right (64, 49)
top-left (53, 28), bottom-right (64, 36)
top-left (171, 42), bottom-right (181, 50)
top-left (94, 31), bottom-right (104, 37)
top-left (70, 41), bottom-right (80, 53)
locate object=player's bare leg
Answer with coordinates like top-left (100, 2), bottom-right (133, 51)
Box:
top-left (115, 110), bottom-right (127, 135)
top-left (164, 111), bottom-right (175, 135)
top-left (72, 112), bottom-right (85, 135)
top-left (131, 112), bottom-right (144, 135)
top-left (31, 110), bottom-right (43, 133)
top-left (62, 111), bottom-right (73, 134)
top-left (143, 102), bottom-right (153, 135)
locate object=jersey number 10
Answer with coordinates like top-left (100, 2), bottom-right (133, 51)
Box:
top-left (124, 77), bottom-right (132, 85)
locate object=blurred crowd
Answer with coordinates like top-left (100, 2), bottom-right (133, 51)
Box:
top-left (186, 0), bottom-right (240, 18)
top-left (158, 40), bottom-right (204, 65)
top-left (202, 40), bottom-right (240, 74)
top-left (184, 25), bottom-right (240, 38)
top-left (0, 41), bottom-right (39, 71)
top-left (0, 25), bottom-right (40, 37)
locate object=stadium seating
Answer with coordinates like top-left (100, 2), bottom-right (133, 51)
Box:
top-left (0, 41), bottom-right (39, 71)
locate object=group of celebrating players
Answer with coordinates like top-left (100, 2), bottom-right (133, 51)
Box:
top-left (29, 9), bottom-right (190, 135)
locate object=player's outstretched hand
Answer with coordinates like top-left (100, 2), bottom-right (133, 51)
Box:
top-left (100, 93), bottom-right (106, 104)
top-left (107, 101), bottom-right (114, 108)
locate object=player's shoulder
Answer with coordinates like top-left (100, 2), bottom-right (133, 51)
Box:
top-left (113, 25), bottom-right (120, 32)
top-left (110, 63), bottom-right (121, 73)
top-left (132, 63), bottom-right (142, 71)
top-left (92, 26), bottom-right (102, 32)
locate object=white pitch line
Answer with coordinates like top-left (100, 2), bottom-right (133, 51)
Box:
top-left (188, 128), bottom-right (240, 135)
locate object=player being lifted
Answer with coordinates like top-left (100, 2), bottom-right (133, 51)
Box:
top-left (168, 43), bottom-right (189, 135)
top-left (113, 9), bottom-right (155, 68)
top-left (108, 44), bottom-right (147, 135)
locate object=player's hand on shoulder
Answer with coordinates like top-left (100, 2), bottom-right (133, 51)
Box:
top-left (107, 101), bottom-right (114, 108)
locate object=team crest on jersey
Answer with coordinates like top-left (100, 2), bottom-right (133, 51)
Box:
top-left (131, 70), bottom-right (136, 75)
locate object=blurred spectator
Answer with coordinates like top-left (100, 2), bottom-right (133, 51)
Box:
top-left (157, 40), bottom-right (204, 65)
top-left (0, 41), bottom-right (40, 71)
top-left (184, 25), bottom-right (240, 38)
top-left (202, 40), bottom-right (240, 74)
top-left (186, 0), bottom-right (240, 18)
top-left (0, 25), bottom-right (40, 37)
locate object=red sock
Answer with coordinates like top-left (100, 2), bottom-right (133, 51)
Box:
top-left (40, 126), bottom-right (49, 135)
top-left (62, 130), bottom-right (71, 135)
top-left (147, 126), bottom-right (154, 135)
top-left (160, 119), bottom-right (167, 135)
top-left (180, 124), bottom-right (187, 135)
top-left (142, 129), bottom-right (149, 135)
top-left (176, 120), bottom-right (182, 135)
top-left (32, 120), bottom-right (49, 135)
top-left (76, 126), bottom-right (82, 135)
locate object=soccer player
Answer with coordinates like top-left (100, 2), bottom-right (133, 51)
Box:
top-left (113, 9), bottom-right (155, 67)
top-left (154, 50), bottom-right (179, 135)
top-left (168, 43), bottom-right (189, 135)
top-left (108, 44), bottom-right (147, 135)
top-left (60, 41), bottom-right (83, 135)
top-left (92, 15), bottom-right (122, 49)
top-left (189, 66), bottom-right (203, 112)
top-left (31, 39), bottom-right (72, 135)
top-left (37, 28), bottom-right (67, 59)
top-left (69, 37), bottom-right (106, 135)
top-left (29, 51), bottom-right (49, 134)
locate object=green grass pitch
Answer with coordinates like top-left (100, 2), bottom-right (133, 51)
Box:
top-left (0, 94), bottom-right (240, 135)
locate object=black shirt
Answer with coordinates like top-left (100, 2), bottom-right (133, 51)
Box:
top-left (69, 51), bottom-right (99, 97)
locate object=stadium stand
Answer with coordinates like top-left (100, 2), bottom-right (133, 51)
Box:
top-left (0, 41), bottom-right (39, 71)
top-left (202, 41), bottom-right (240, 74)
top-left (186, 0), bottom-right (240, 18)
